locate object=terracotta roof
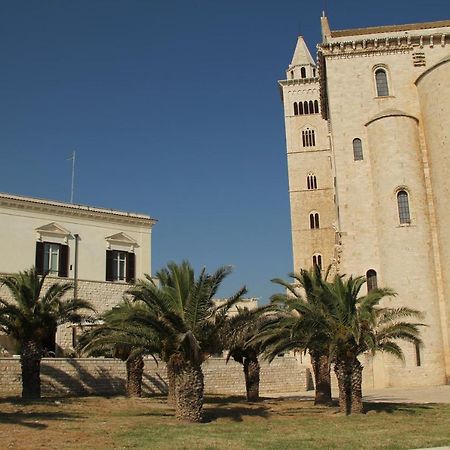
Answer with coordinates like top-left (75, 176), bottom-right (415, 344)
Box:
top-left (331, 19), bottom-right (450, 38)
top-left (0, 192), bottom-right (156, 223)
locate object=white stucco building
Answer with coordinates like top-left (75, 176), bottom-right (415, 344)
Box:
top-left (280, 16), bottom-right (450, 387)
top-left (0, 192), bottom-right (156, 353)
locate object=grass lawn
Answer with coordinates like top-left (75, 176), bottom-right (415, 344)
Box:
top-left (0, 395), bottom-right (449, 449)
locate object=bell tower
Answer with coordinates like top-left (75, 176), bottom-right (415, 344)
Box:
top-left (279, 36), bottom-right (336, 273)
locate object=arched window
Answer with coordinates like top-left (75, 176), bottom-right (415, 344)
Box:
top-left (290, 70), bottom-right (294, 79)
top-left (307, 174), bottom-right (317, 190)
top-left (294, 103), bottom-right (298, 116)
top-left (353, 138), bottom-right (363, 161)
top-left (312, 254), bottom-right (322, 270)
top-left (309, 100), bottom-right (314, 113)
top-left (314, 100), bottom-right (319, 114)
top-left (397, 190), bottom-right (411, 224)
top-left (309, 212), bottom-right (320, 229)
top-left (302, 129), bottom-right (316, 147)
top-left (313, 68), bottom-right (316, 77)
top-left (375, 68), bottom-right (389, 96)
top-left (304, 101), bottom-right (309, 114)
top-left (366, 269), bottom-right (378, 292)
top-left (301, 67), bottom-right (306, 78)
top-left (299, 102), bottom-right (304, 115)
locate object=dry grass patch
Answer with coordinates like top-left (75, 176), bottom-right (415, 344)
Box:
top-left (0, 395), bottom-right (449, 449)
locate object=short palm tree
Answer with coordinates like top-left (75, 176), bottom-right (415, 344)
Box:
top-left (78, 299), bottom-right (161, 397)
top-left (323, 274), bottom-right (424, 414)
top-left (256, 266), bottom-right (333, 406)
top-left (222, 306), bottom-right (273, 402)
top-left (0, 268), bottom-right (94, 399)
top-left (127, 261), bottom-right (246, 422)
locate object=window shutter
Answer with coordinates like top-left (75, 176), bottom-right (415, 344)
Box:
top-left (35, 242), bottom-right (44, 275)
top-left (58, 244), bottom-right (69, 277)
top-left (126, 252), bottom-right (136, 283)
top-left (106, 250), bottom-right (114, 281)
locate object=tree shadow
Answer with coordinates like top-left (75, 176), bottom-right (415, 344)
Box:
top-left (364, 402), bottom-right (434, 414)
top-left (203, 395), bottom-right (271, 422)
top-left (141, 372), bottom-right (168, 395)
top-left (40, 359), bottom-right (125, 396)
top-left (0, 410), bottom-right (82, 429)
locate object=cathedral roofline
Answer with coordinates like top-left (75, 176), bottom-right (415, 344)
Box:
top-left (329, 19), bottom-right (450, 39)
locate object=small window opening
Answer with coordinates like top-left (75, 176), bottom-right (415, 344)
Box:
top-left (304, 101), bottom-right (309, 114)
top-left (375, 68), bottom-right (389, 96)
top-left (353, 138), bottom-right (363, 161)
top-left (299, 102), bottom-right (304, 115)
top-left (309, 213), bottom-right (320, 229)
top-left (366, 269), bottom-right (378, 292)
top-left (301, 67), bottom-right (306, 78)
top-left (294, 102), bottom-right (298, 115)
top-left (397, 190), bottom-right (411, 224)
top-left (312, 254), bottom-right (322, 270)
top-left (314, 100), bottom-right (319, 114)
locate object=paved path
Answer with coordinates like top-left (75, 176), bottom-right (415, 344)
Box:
top-left (267, 385), bottom-right (450, 404)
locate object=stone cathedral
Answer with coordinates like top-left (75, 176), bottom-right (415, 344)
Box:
top-left (280, 15), bottom-right (450, 388)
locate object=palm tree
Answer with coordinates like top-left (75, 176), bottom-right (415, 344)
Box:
top-left (127, 261), bottom-right (246, 422)
top-left (222, 306), bottom-right (273, 402)
top-left (323, 274), bottom-right (424, 415)
top-left (256, 266), bottom-right (333, 406)
top-left (0, 268), bottom-right (94, 399)
top-left (78, 299), bottom-right (160, 397)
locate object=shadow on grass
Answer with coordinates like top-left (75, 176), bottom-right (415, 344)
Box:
top-left (203, 395), bottom-right (270, 423)
top-left (364, 402), bottom-right (434, 414)
top-left (0, 411), bottom-right (82, 429)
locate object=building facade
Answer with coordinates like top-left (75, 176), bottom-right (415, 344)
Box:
top-left (280, 17), bottom-right (450, 387)
top-left (0, 193), bottom-right (156, 353)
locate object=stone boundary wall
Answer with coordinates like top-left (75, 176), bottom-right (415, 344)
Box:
top-left (0, 356), bottom-right (312, 397)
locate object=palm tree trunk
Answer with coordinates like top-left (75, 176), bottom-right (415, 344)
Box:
top-left (126, 353), bottom-right (144, 397)
top-left (174, 361), bottom-right (204, 422)
top-left (334, 358), bottom-right (352, 415)
top-left (243, 355), bottom-right (260, 402)
top-left (21, 340), bottom-right (42, 399)
top-left (310, 353), bottom-right (332, 406)
top-left (166, 361), bottom-right (176, 406)
top-left (350, 358), bottom-right (364, 414)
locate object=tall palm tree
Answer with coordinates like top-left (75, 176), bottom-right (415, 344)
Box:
top-left (78, 299), bottom-right (160, 397)
top-left (0, 268), bottom-right (94, 399)
top-left (323, 274), bottom-right (424, 415)
top-left (256, 266), bottom-right (333, 406)
top-left (222, 306), bottom-right (273, 402)
top-left (127, 261), bottom-right (246, 422)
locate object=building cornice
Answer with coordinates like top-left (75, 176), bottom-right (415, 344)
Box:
top-left (318, 33), bottom-right (448, 57)
top-left (278, 78), bottom-right (319, 87)
top-left (0, 193), bottom-right (157, 227)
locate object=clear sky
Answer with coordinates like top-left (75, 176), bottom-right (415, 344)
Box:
top-left (1, 0), bottom-right (449, 303)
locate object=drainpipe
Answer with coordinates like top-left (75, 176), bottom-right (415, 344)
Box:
top-left (74, 234), bottom-right (79, 299)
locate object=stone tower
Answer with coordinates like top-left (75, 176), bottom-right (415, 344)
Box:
top-left (279, 36), bottom-right (335, 276)
top-left (281, 17), bottom-right (450, 388)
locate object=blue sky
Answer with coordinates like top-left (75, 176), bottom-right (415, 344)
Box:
top-left (1, 0), bottom-right (448, 302)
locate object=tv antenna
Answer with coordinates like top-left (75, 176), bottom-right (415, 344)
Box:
top-left (69, 151), bottom-right (76, 204)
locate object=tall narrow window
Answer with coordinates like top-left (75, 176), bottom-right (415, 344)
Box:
top-left (397, 190), bottom-right (411, 224)
top-left (290, 70), bottom-right (294, 79)
top-left (366, 269), bottom-right (378, 292)
top-left (312, 254), bottom-right (322, 270)
top-left (304, 101), bottom-right (309, 114)
top-left (302, 129), bottom-right (316, 148)
top-left (307, 174), bottom-right (317, 190)
top-left (314, 100), bottom-right (319, 114)
top-left (313, 68), bottom-right (316, 77)
top-left (309, 213), bottom-right (320, 229)
top-left (309, 100), bottom-right (314, 114)
top-left (375, 68), bottom-right (389, 96)
top-left (301, 67), bottom-right (306, 78)
top-left (299, 102), bottom-right (304, 115)
top-left (294, 102), bottom-right (298, 116)
top-left (353, 138), bottom-right (363, 161)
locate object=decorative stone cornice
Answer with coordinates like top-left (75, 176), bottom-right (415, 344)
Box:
top-left (278, 77), bottom-right (319, 87)
top-left (318, 33), bottom-right (448, 57)
top-left (0, 193), bottom-right (157, 227)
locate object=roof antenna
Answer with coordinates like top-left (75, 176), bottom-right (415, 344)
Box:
top-left (68, 150), bottom-right (76, 204)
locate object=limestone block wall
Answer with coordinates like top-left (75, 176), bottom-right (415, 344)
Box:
top-left (0, 357), bottom-right (311, 397)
